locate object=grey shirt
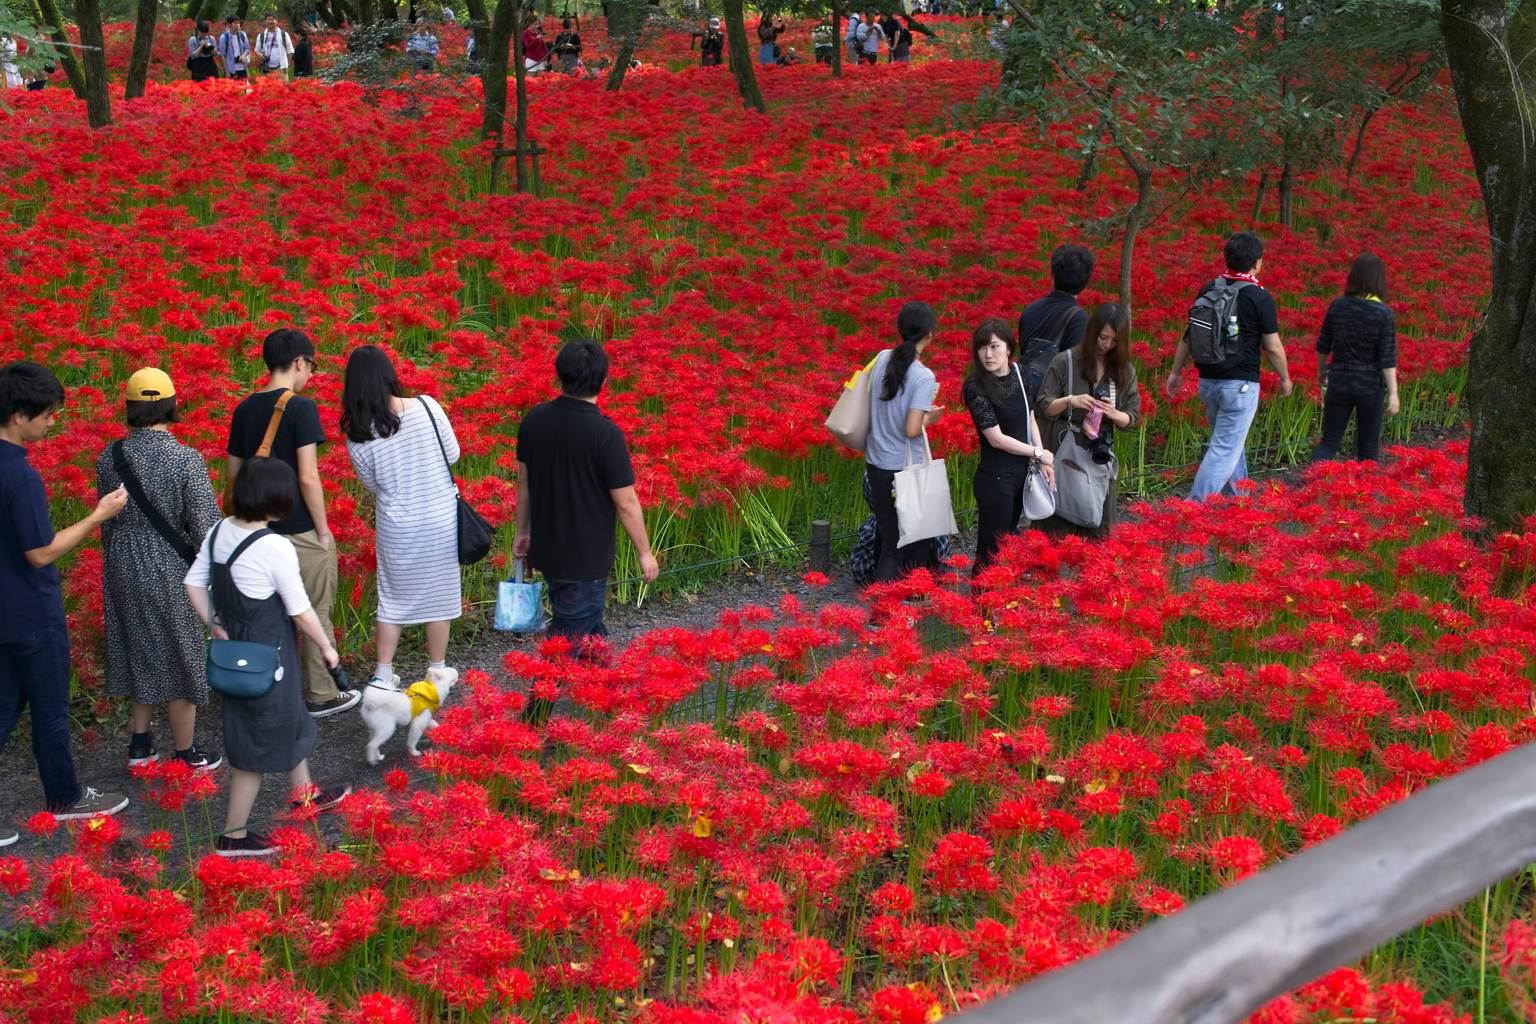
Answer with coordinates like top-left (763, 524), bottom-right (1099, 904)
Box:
top-left (865, 349), bottom-right (938, 471)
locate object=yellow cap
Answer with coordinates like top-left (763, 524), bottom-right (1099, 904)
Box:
top-left (125, 368), bottom-right (175, 402)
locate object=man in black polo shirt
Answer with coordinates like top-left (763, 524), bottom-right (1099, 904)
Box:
top-left (514, 340), bottom-right (659, 658)
top-left (0, 362), bottom-right (133, 840)
top-left (1017, 244), bottom-right (1094, 352)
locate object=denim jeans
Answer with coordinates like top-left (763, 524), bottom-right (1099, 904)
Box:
top-left (1311, 388), bottom-right (1385, 464)
top-left (546, 578), bottom-right (609, 648)
top-left (0, 625), bottom-right (81, 811)
top-left (1191, 378), bottom-right (1261, 501)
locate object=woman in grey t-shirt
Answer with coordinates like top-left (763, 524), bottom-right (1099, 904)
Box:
top-left (864, 301), bottom-right (944, 583)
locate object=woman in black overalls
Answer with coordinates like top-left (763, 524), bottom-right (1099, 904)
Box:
top-left (963, 318), bottom-right (1054, 577)
top-left (184, 457), bottom-right (348, 858)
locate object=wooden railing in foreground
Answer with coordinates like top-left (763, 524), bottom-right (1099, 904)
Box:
top-left (957, 740), bottom-right (1536, 1024)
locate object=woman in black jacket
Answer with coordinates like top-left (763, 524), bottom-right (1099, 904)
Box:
top-left (1311, 253), bottom-right (1400, 464)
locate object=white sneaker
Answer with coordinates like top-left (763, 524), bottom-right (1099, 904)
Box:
top-left (54, 787), bottom-right (130, 821)
top-left (0, 827), bottom-right (17, 847)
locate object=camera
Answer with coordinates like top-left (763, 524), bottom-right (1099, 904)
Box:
top-left (1088, 384), bottom-right (1115, 464)
top-left (199, 41), bottom-right (214, 55)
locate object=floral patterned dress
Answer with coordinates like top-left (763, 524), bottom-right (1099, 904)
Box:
top-left (96, 429), bottom-right (222, 705)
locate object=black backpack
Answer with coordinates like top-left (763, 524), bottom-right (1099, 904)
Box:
top-left (1019, 305), bottom-right (1078, 405)
top-left (1187, 277), bottom-right (1254, 372)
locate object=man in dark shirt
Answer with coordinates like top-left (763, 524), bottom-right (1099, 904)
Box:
top-left (1165, 230), bottom-right (1294, 500)
top-left (0, 362), bottom-right (132, 839)
top-left (514, 340), bottom-right (659, 662)
top-left (1017, 244), bottom-right (1094, 352)
top-left (225, 329), bottom-right (358, 718)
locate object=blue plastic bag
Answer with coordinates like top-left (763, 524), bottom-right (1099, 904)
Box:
top-left (494, 559), bottom-right (545, 632)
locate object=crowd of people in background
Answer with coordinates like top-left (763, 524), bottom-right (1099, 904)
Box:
top-left (0, 333), bottom-right (657, 856)
top-left (854, 233), bottom-right (1399, 585)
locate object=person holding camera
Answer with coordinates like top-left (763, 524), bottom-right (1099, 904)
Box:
top-left (218, 15), bottom-right (251, 80)
top-left (1032, 303), bottom-right (1139, 540)
top-left (552, 18), bottom-right (582, 71)
top-left (187, 21), bottom-right (221, 81)
top-left (407, 21), bottom-right (439, 72)
top-left (254, 14), bottom-right (294, 80)
top-left (700, 17), bottom-right (724, 65)
top-left (757, 13), bottom-right (786, 65)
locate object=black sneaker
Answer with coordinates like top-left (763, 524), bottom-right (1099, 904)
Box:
top-left (215, 831), bottom-right (276, 858)
top-left (289, 784), bottom-right (352, 815)
top-left (175, 745), bottom-right (224, 771)
top-left (127, 737), bottom-right (157, 769)
top-left (305, 689), bottom-right (362, 718)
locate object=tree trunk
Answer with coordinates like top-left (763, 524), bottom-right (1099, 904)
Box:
top-left (124, 0), bottom-right (159, 100)
top-left (1345, 106), bottom-right (1377, 183)
top-left (513, 13), bottom-right (528, 193)
top-left (1076, 131), bottom-right (1099, 192)
top-left (1278, 162), bottom-right (1294, 227)
top-left (722, 0), bottom-right (765, 113)
top-left (34, 0), bottom-right (86, 98)
top-left (604, 0), bottom-right (643, 91)
top-left (185, 0), bottom-right (205, 21)
top-left (1441, 0), bottom-right (1536, 530)
top-left (76, 0), bottom-right (112, 127)
top-left (464, 0), bottom-right (489, 61)
top-left (481, 0), bottom-right (516, 140)
top-left (830, 0), bottom-right (841, 79)
top-left (1251, 166), bottom-right (1269, 223)
top-left (1116, 148), bottom-right (1154, 320)
top-left (238, 0), bottom-right (250, 20)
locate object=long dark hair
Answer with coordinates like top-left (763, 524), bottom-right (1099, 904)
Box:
top-left (340, 345), bottom-right (407, 444)
top-left (1344, 252), bottom-right (1389, 304)
top-left (965, 318), bottom-right (1017, 410)
top-left (1072, 303), bottom-right (1133, 391)
top-left (881, 301), bottom-right (937, 402)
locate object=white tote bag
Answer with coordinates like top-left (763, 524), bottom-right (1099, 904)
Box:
top-left (1016, 363), bottom-right (1057, 521)
top-left (894, 429), bottom-right (958, 548)
top-left (825, 354), bottom-right (879, 452)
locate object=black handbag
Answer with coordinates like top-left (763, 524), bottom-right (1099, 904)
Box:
top-left (420, 397), bottom-right (494, 565)
top-left (203, 522), bottom-right (281, 700)
top-left (112, 439), bottom-right (197, 565)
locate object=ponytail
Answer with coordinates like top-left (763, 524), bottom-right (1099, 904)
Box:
top-left (881, 301), bottom-right (937, 402)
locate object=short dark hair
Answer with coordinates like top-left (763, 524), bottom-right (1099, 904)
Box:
top-left (555, 339), bottom-right (609, 398)
top-left (0, 361), bottom-right (64, 425)
top-left (1343, 252), bottom-right (1390, 304)
top-left (262, 328), bottom-right (316, 372)
top-left (230, 456), bottom-right (298, 523)
top-left (225, 13), bottom-right (239, 22)
top-left (125, 396), bottom-right (182, 429)
top-left (197, 19), bottom-right (210, 31)
top-left (1224, 231), bottom-right (1265, 273)
top-left (562, 16), bottom-right (573, 27)
top-left (1049, 244), bottom-right (1095, 295)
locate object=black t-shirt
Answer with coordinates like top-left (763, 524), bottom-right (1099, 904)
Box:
top-left (516, 396), bottom-right (636, 582)
top-left (1017, 291), bottom-right (1090, 353)
top-left (1196, 281), bottom-right (1280, 383)
top-left (226, 389), bottom-right (326, 535)
top-left (1317, 296), bottom-right (1396, 395)
top-left (963, 366), bottom-right (1033, 473)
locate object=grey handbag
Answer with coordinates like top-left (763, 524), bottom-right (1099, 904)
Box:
top-left (1052, 349), bottom-right (1118, 529)
top-left (1015, 363), bottom-right (1056, 521)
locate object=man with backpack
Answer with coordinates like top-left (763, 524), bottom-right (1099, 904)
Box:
top-left (1165, 230), bottom-right (1294, 501)
top-left (1014, 244), bottom-right (1094, 405)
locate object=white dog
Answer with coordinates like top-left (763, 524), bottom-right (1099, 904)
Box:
top-left (361, 667), bottom-right (457, 765)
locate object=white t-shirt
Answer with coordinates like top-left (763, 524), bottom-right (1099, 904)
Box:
top-left (185, 519), bottom-right (312, 617)
top-left (256, 28), bottom-right (292, 69)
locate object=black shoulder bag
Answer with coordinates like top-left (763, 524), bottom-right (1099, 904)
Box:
top-left (419, 398), bottom-right (494, 565)
top-left (112, 439), bottom-right (197, 565)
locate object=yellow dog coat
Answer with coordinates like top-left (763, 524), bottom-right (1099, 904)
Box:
top-left (405, 680), bottom-right (441, 720)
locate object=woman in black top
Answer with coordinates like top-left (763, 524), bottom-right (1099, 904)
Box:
top-left (1311, 252), bottom-right (1400, 464)
top-left (552, 18), bottom-right (581, 71)
top-left (890, 16), bottom-right (913, 62)
top-left (292, 28), bottom-right (313, 77)
top-left (964, 318), bottom-right (1054, 577)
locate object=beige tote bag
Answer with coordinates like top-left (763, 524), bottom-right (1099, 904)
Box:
top-left (825, 354), bottom-right (879, 452)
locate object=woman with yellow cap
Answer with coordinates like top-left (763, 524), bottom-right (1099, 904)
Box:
top-left (95, 368), bottom-right (223, 772)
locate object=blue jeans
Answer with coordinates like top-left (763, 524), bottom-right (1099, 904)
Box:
top-left (1191, 378), bottom-right (1261, 501)
top-left (0, 625), bottom-right (81, 811)
top-left (547, 579), bottom-right (609, 648)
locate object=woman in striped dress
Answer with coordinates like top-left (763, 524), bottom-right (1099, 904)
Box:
top-left (340, 346), bottom-right (463, 687)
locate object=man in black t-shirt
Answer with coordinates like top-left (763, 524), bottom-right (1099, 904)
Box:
top-left (225, 330), bottom-right (358, 718)
top-left (1017, 244), bottom-right (1094, 352)
top-left (1165, 231), bottom-right (1294, 501)
top-left (514, 340), bottom-right (658, 669)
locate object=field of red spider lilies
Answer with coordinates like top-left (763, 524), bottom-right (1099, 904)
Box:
top-left (0, 19), bottom-right (1512, 1024)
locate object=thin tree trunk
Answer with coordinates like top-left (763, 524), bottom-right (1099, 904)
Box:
top-left (76, 0), bottom-right (112, 127)
top-left (124, 0), bottom-right (159, 100)
top-left (1076, 130), bottom-right (1099, 192)
top-left (185, 0), bottom-right (205, 21)
top-left (238, 0), bottom-right (250, 20)
top-left (34, 0), bottom-right (86, 98)
top-left (605, 0), bottom-right (642, 91)
top-left (1278, 161), bottom-right (1294, 227)
top-left (1440, 0), bottom-right (1536, 529)
top-left (1251, 166), bottom-right (1269, 223)
top-left (1116, 148), bottom-right (1153, 320)
top-left (831, 0), bottom-right (841, 79)
top-left (481, 0), bottom-right (515, 140)
top-left (722, 0), bottom-right (765, 113)
top-left (513, 12), bottom-right (527, 193)
top-left (1345, 106), bottom-right (1377, 182)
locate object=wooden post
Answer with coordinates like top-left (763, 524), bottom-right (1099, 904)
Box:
top-left (809, 520), bottom-right (831, 572)
top-left (488, 140), bottom-right (548, 196)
